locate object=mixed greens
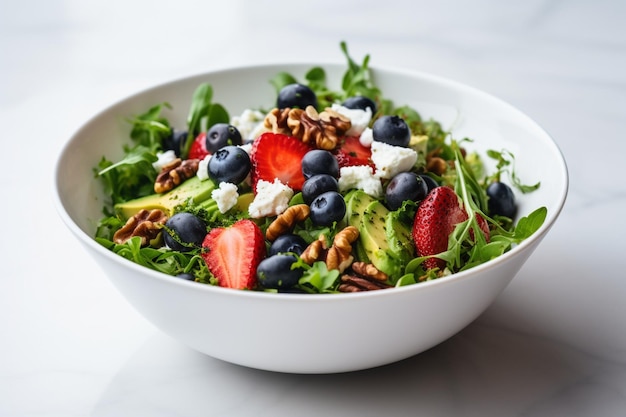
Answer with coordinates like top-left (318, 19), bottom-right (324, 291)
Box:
top-left (94, 42), bottom-right (546, 293)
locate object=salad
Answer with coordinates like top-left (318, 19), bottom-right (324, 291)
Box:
top-left (94, 42), bottom-right (546, 294)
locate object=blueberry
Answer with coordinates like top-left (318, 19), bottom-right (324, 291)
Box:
top-left (163, 128), bottom-right (188, 157)
top-left (176, 272), bottom-right (196, 281)
top-left (269, 233), bottom-right (308, 256)
top-left (342, 96), bottom-right (377, 113)
top-left (302, 149), bottom-right (339, 179)
top-left (419, 174), bottom-right (439, 193)
top-left (309, 191), bottom-right (346, 226)
top-left (302, 174), bottom-right (339, 205)
top-left (372, 115), bottom-right (411, 147)
top-left (205, 123), bottom-right (242, 153)
top-left (487, 182), bottom-right (517, 218)
top-left (257, 254), bottom-right (304, 289)
top-left (277, 83), bottom-right (317, 110)
top-left (163, 212), bottom-right (207, 252)
top-left (385, 172), bottom-right (429, 210)
top-left (207, 145), bottom-right (251, 184)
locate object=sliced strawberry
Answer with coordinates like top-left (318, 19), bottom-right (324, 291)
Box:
top-left (250, 132), bottom-right (311, 192)
top-left (412, 186), bottom-right (490, 270)
top-left (201, 219), bottom-right (266, 290)
top-left (188, 132), bottom-right (210, 160)
top-left (333, 135), bottom-right (374, 170)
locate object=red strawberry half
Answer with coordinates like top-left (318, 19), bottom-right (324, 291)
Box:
top-left (333, 135), bottom-right (374, 170)
top-left (412, 186), bottom-right (490, 270)
top-left (188, 132), bottom-right (210, 160)
top-left (250, 132), bottom-right (311, 192)
top-left (201, 219), bottom-right (266, 290)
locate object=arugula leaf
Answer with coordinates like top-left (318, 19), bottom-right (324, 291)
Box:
top-left (187, 83), bottom-right (214, 135)
top-left (96, 145), bottom-right (158, 205)
top-left (297, 261), bottom-right (340, 294)
top-left (95, 213), bottom-right (125, 241)
top-left (128, 103), bottom-right (172, 152)
top-left (404, 141), bottom-right (547, 277)
top-left (94, 102), bottom-right (178, 206)
top-left (269, 72), bottom-right (299, 93)
top-left (339, 41), bottom-right (385, 108)
top-left (96, 236), bottom-right (211, 280)
top-left (181, 83), bottom-right (230, 158)
top-left (486, 149), bottom-right (541, 193)
top-left (510, 206), bottom-right (547, 241)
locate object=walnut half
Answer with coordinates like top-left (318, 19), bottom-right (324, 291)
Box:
top-left (264, 106), bottom-right (351, 150)
top-left (113, 209), bottom-right (168, 247)
top-left (154, 158), bottom-right (199, 194)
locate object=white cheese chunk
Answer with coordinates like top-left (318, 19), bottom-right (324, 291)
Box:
top-left (211, 182), bottom-right (239, 214)
top-left (359, 127), bottom-right (374, 148)
top-left (152, 150), bottom-right (177, 171)
top-left (338, 165), bottom-right (383, 198)
top-left (331, 104), bottom-right (372, 137)
top-left (248, 179), bottom-right (294, 218)
top-left (230, 109), bottom-right (268, 140)
top-left (196, 154), bottom-right (212, 181)
top-left (371, 141), bottom-right (418, 180)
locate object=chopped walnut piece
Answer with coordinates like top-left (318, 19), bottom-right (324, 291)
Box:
top-left (266, 204), bottom-right (310, 241)
top-left (425, 148), bottom-right (449, 176)
top-left (338, 262), bottom-right (392, 293)
top-left (263, 106), bottom-right (351, 150)
top-left (154, 158), bottom-right (199, 194)
top-left (263, 108), bottom-right (292, 135)
top-left (113, 209), bottom-right (168, 247)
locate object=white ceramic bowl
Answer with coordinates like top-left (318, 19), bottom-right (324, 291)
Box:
top-left (54, 64), bottom-right (568, 374)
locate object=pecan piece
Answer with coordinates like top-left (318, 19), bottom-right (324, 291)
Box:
top-left (266, 204), bottom-right (310, 241)
top-left (300, 235), bottom-right (327, 265)
top-left (113, 209), bottom-right (168, 247)
top-left (339, 262), bottom-right (392, 292)
top-left (154, 158), bottom-right (199, 194)
top-left (300, 226), bottom-right (359, 273)
top-left (325, 226), bottom-right (359, 272)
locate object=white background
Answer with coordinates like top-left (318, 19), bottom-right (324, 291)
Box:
top-left (1, 0), bottom-right (625, 415)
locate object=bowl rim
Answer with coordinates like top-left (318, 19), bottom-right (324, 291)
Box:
top-left (52, 62), bottom-right (569, 302)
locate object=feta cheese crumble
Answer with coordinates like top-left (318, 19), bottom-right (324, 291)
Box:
top-left (371, 141), bottom-right (418, 179)
top-left (230, 109), bottom-right (268, 140)
top-left (338, 165), bottom-right (383, 198)
top-left (359, 127), bottom-right (374, 148)
top-left (211, 182), bottom-right (239, 214)
top-left (196, 154), bottom-right (212, 181)
top-left (248, 179), bottom-right (294, 218)
top-left (331, 104), bottom-right (372, 137)
top-left (152, 150), bottom-right (177, 171)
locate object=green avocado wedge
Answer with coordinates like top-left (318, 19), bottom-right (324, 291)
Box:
top-left (344, 189), bottom-right (377, 263)
top-left (114, 176), bottom-right (216, 220)
top-left (359, 200), bottom-right (402, 279)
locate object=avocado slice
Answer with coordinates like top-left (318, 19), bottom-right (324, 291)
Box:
top-left (359, 200), bottom-right (406, 279)
top-left (385, 209), bottom-right (415, 265)
top-left (195, 191), bottom-right (256, 223)
top-left (115, 176), bottom-right (216, 220)
top-left (344, 190), bottom-right (378, 262)
top-left (345, 189), bottom-right (377, 228)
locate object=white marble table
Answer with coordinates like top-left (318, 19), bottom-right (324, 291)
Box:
top-left (2, 0), bottom-right (625, 415)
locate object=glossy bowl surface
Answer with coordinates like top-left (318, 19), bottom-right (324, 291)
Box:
top-left (54, 64), bottom-right (568, 374)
